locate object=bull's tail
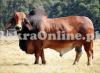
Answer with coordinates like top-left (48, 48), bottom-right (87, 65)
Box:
top-left (91, 49), bottom-right (93, 59)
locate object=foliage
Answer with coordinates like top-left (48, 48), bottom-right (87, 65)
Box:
top-left (0, 0), bottom-right (100, 31)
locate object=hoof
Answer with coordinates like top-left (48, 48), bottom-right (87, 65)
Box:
top-left (87, 63), bottom-right (92, 66)
top-left (73, 61), bottom-right (78, 65)
top-left (87, 61), bottom-right (93, 66)
top-left (42, 61), bottom-right (46, 64)
top-left (34, 61), bottom-right (39, 64)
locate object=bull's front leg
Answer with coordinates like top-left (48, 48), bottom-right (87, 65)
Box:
top-left (34, 50), bottom-right (40, 64)
top-left (40, 49), bottom-right (46, 64)
top-left (34, 40), bottom-right (45, 64)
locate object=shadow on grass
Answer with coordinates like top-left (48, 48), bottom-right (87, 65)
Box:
top-left (0, 63), bottom-right (29, 66)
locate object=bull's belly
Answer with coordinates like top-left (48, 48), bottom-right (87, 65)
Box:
top-left (50, 43), bottom-right (74, 52)
top-left (53, 43), bottom-right (74, 57)
top-left (43, 41), bottom-right (76, 56)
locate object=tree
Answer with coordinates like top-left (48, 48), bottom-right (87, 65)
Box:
top-left (0, 0), bottom-right (100, 31)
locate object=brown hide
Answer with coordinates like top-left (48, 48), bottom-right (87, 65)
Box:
top-left (5, 11), bottom-right (94, 65)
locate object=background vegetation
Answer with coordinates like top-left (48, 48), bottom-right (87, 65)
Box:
top-left (0, 0), bottom-right (100, 31)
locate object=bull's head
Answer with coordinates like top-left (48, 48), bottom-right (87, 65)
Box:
top-left (5, 12), bottom-right (33, 31)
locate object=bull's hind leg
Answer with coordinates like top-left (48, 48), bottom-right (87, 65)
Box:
top-left (73, 45), bottom-right (82, 65)
top-left (83, 41), bottom-right (93, 65)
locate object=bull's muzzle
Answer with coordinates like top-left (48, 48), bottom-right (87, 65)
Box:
top-left (15, 24), bottom-right (22, 31)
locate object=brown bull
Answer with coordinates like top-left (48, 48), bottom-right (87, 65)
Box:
top-left (5, 9), bottom-right (94, 65)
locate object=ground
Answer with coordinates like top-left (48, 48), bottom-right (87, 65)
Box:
top-left (0, 37), bottom-right (100, 73)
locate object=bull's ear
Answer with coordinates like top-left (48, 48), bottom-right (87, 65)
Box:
top-left (25, 23), bottom-right (33, 31)
top-left (5, 19), bottom-right (14, 29)
top-left (5, 22), bottom-right (12, 29)
top-left (24, 18), bottom-right (33, 30)
top-left (5, 17), bottom-right (15, 29)
top-left (24, 18), bottom-right (30, 23)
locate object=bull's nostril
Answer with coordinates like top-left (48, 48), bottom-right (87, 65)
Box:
top-left (15, 26), bottom-right (21, 30)
top-left (15, 26), bottom-right (19, 30)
